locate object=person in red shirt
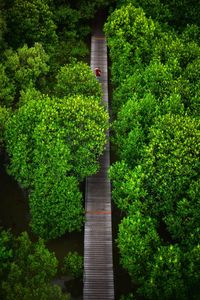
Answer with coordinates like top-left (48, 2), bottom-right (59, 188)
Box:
top-left (95, 67), bottom-right (101, 80)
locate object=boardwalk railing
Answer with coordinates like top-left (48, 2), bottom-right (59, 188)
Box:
top-left (83, 30), bottom-right (114, 299)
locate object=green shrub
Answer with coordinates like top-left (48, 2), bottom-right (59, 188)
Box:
top-left (62, 251), bottom-right (83, 279)
top-left (7, 0), bottom-right (58, 52)
top-left (109, 162), bottom-right (147, 211)
top-left (0, 231), bottom-right (69, 300)
top-left (104, 4), bottom-right (162, 87)
top-left (0, 64), bottom-right (15, 107)
top-left (120, 293), bottom-right (136, 300)
top-left (55, 61), bottom-right (102, 99)
top-left (118, 212), bottom-right (160, 281)
top-left (112, 114), bottom-right (200, 299)
top-left (140, 245), bottom-right (185, 300)
top-left (0, 106), bottom-right (10, 151)
top-left (4, 43), bottom-right (49, 97)
top-left (112, 93), bottom-right (160, 165)
top-left (29, 175), bottom-right (84, 240)
top-left (142, 114), bottom-right (200, 217)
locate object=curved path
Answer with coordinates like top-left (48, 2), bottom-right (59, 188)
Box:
top-left (83, 15), bottom-right (115, 300)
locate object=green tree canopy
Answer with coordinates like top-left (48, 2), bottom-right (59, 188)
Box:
top-left (106, 2), bottom-right (200, 299)
top-left (104, 4), bottom-right (162, 86)
top-left (118, 212), bottom-right (200, 299)
top-left (62, 251), bottom-right (83, 279)
top-left (117, 0), bottom-right (200, 29)
top-left (6, 0), bottom-right (58, 52)
top-left (55, 61), bottom-right (102, 99)
top-left (117, 212), bottom-right (160, 282)
top-left (1, 43), bottom-right (49, 107)
top-left (0, 230), bottom-right (69, 300)
top-left (112, 93), bottom-right (160, 166)
top-left (5, 93), bottom-right (108, 186)
top-left (111, 114), bottom-right (200, 299)
top-left (0, 106), bottom-right (10, 153)
top-left (141, 114), bottom-right (200, 219)
top-left (0, 64), bottom-right (15, 107)
top-left (29, 175), bottom-right (84, 239)
top-left (5, 92), bottom-right (108, 238)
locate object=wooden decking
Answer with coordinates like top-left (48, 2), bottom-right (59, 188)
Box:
top-left (83, 23), bottom-right (114, 300)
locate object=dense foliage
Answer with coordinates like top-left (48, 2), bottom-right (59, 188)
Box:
top-left (0, 0), bottom-right (111, 297)
top-left (55, 61), bottom-right (102, 98)
top-left (0, 107), bottom-right (10, 152)
top-left (0, 229), bottom-right (69, 300)
top-left (105, 1), bottom-right (200, 299)
top-left (62, 251), bottom-right (84, 279)
top-left (2, 0), bottom-right (199, 298)
top-left (0, 0), bottom-right (110, 241)
top-left (6, 0), bottom-right (58, 52)
top-left (112, 114), bottom-right (200, 299)
top-left (117, 0), bottom-right (200, 28)
top-left (1, 43), bottom-right (49, 107)
top-left (5, 93), bottom-right (108, 239)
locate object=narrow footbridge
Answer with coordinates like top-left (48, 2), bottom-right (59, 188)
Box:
top-left (83, 23), bottom-right (115, 300)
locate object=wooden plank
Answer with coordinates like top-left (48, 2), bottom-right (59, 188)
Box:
top-left (83, 29), bottom-right (114, 300)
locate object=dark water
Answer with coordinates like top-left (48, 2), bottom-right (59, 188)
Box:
top-left (0, 163), bottom-right (30, 235)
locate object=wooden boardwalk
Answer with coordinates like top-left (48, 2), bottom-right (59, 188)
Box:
top-left (83, 22), bottom-right (115, 300)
